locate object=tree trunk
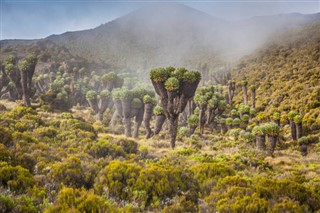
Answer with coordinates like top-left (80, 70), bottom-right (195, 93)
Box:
top-left (123, 118), bottom-right (131, 137)
top-left (300, 144), bottom-right (307, 156)
top-left (189, 125), bottom-right (197, 136)
top-left (289, 120), bottom-right (297, 141)
top-left (256, 135), bottom-right (266, 150)
top-left (154, 114), bottom-right (166, 135)
top-left (199, 107), bottom-right (207, 135)
top-left (220, 123), bottom-right (227, 134)
top-left (133, 108), bottom-right (144, 139)
top-left (110, 111), bottom-right (120, 128)
top-left (97, 111), bottom-right (103, 121)
top-left (169, 117), bottom-right (179, 149)
top-left (143, 103), bottom-right (153, 139)
top-left (243, 85), bottom-right (248, 105)
top-left (251, 90), bottom-right (256, 109)
top-left (267, 135), bottom-right (277, 156)
top-left (88, 99), bottom-right (99, 114)
top-left (20, 70), bottom-right (31, 106)
top-left (295, 122), bottom-right (303, 139)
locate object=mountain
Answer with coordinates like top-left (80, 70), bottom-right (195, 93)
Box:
top-left (232, 20), bottom-right (320, 130)
top-left (1, 3), bottom-right (320, 77)
top-left (46, 3), bottom-right (227, 75)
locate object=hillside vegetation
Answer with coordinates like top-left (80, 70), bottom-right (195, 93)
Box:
top-left (233, 21), bottom-right (320, 130)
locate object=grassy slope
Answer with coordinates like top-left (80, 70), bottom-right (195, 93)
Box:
top-left (232, 21), bottom-right (320, 130)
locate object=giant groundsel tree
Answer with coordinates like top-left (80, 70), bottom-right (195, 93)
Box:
top-left (150, 67), bottom-right (201, 148)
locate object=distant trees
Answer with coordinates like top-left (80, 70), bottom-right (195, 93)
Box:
top-left (85, 72), bottom-right (123, 121)
top-left (4, 55), bottom-right (38, 106)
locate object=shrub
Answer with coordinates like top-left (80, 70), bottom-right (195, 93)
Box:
top-left (85, 139), bottom-right (125, 159)
top-left (0, 162), bottom-right (35, 194)
top-left (0, 127), bottom-right (12, 146)
top-left (0, 194), bottom-right (15, 212)
top-left (115, 137), bottom-right (138, 154)
top-left (95, 161), bottom-right (141, 201)
top-left (45, 187), bottom-right (116, 213)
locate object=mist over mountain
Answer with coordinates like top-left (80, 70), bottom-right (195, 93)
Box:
top-left (1, 3), bottom-right (320, 75)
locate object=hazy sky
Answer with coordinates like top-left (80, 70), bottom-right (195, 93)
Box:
top-left (1, 0), bottom-right (319, 40)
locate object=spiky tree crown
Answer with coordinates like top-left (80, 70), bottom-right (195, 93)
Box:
top-left (112, 88), bottom-right (122, 101)
top-left (101, 72), bottom-right (116, 83)
top-left (165, 77), bottom-right (180, 91)
top-left (5, 64), bottom-right (16, 73)
top-left (238, 104), bottom-right (250, 114)
top-left (264, 123), bottom-right (280, 136)
top-left (233, 118), bottom-right (241, 125)
top-left (99, 90), bottom-right (110, 98)
top-left (231, 109), bottom-right (238, 115)
top-left (86, 90), bottom-right (97, 100)
top-left (143, 95), bottom-right (156, 104)
top-left (171, 67), bottom-right (187, 80)
top-left (249, 108), bottom-right (256, 115)
top-left (153, 106), bottom-right (164, 115)
top-left (241, 114), bottom-right (250, 122)
top-left (188, 114), bottom-right (199, 126)
top-left (183, 71), bottom-right (201, 83)
top-left (298, 136), bottom-right (310, 145)
top-left (226, 118), bottom-right (233, 125)
top-left (131, 98), bottom-right (143, 109)
top-left (294, 115), bottom-right (302, 123)
top-left (150, 68), bottom-right (170, 82)
top-left (288, 111), bottom-right (298, 119)
top-left (252, 126), bottom-right (266, 136)
top-left (250, 85), bottom-right (256, 91)
top-left (119, 88), bottom-right (134, 100)
top-left (240, 80), bottom-right (248, 86)
top-left (272, 111), bottom-right (281, 120)
top-left (194, 94), bottom-right (208, 107)
top-left (220, 118), bottom-right (226, 124)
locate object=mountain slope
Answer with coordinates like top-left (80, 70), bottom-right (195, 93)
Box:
top-left (1, 3), bottom-right (319, 77)
top-left (232, 20), bottom-right (320, 130)
top-left (46, 3), bottom-right (227, 74)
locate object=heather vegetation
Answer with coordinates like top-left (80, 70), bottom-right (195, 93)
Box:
top-left (0, 12), bottom-right (319, 213)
